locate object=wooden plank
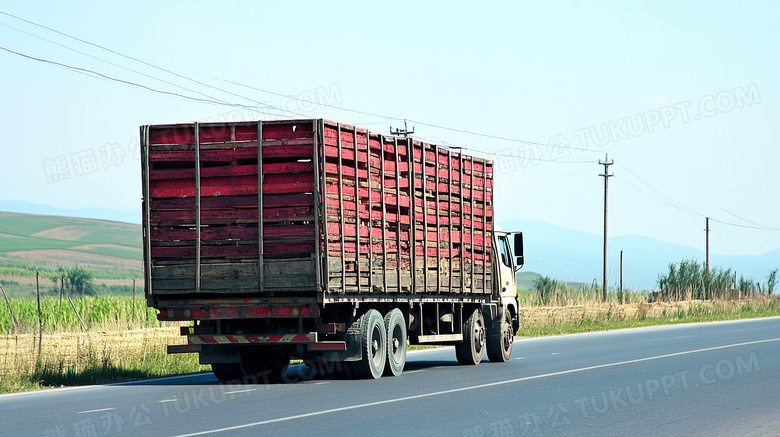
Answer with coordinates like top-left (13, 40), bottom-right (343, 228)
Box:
top-left (353, 124), bottom-right (362, 295)
top-left (257, 121), bottom-right (265, 295)
top-left (195, 123), bottom-right (201, 293)
top-left (149, 148), bottom-right (256, 162)
top-left (141, 126), bottom-right (153, 298)
top-left (315, 120), bottom-right (326, 296)
top-left (149, 176), bottom-right (315, 198)
top-left (337, 124), bottom-right (347, 291)
top-left (380, 134), bottom-right (388, 293)
top-left (365, 130), bottom-right (373, 292)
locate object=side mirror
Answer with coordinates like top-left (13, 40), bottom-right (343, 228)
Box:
top-left (513, 232), bottom-right (524, 271)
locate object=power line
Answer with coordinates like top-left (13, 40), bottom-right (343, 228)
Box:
top-left (0, 10), bottom-right (604, 154)
top-left (616, 163), bottom-right (703, 217)
top-left (0, 45), bottom-right (266, 110)
top-left (0, 20), bottom-right (234, 106)
top-left (0, 10), bottom-right (300, 116)
top-left (709, 218), bottom-right (780, 231)
top-left (719, 208), bottom-right (779, 230)
top-left (614, 164), bottom-right (780, 232)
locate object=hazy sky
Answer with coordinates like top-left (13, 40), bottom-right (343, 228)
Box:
top-left (1, 1), bottom-right (778, 256)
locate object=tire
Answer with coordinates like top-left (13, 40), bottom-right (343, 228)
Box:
top-left (351, 309), bottom-right (387, 379)
top-left (487, 308), bottom-right (514, 363)
top-left (455, 308), bottom-right (485, 365)
top-left (211, 363), bottom-right (243, 382)
top-left (240, 346), bottom-right (291, 382)
top-left (384, 309), bottom-right (407, 376)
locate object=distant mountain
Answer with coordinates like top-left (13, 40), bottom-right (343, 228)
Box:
top-left (0, 200), bottom-right (140, 224)
top-left (501, 219), bottom-right (780, 291)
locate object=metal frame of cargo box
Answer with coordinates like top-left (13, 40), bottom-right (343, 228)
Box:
top-left (141, 119), bottom-right (494, 316)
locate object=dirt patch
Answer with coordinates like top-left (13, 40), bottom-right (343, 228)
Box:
top-left (70, 244), bottom-right (142, 253)
top-left (0, 276), bottom-right (144, 287)
top-left (4, 250), bottom-right (141, 269)
top-left (31, 226), bottom-right (91, 241)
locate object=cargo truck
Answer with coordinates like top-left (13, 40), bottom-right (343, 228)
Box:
top-left (140, 119), bottom-right (524, 380)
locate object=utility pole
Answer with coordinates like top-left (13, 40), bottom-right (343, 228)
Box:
top-left (599, 154), bottom-right (614, 302)
top-left (620, 250), bottom-right (624, 305)
top-left (705, 217), bottom-right (710, 299)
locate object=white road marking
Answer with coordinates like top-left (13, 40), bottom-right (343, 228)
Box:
top-left (77, 407), bottom-right (115, 414)
top-left (174, 336), bottom-right (780, 436)
top-left (223, 389), bottom-right (255, 395)
top-left (313, 382), bottom-right (329, 385)
top-left (515, 357), bottom-right (524, 360)
top-left (402, 369), bottom-right (426, 374)
top-left (0, 372), bottom-right (215, 399)
top-left (551, 352), bottom-right (559, 355)
top-left (158, 399), bottom-right (179, 403)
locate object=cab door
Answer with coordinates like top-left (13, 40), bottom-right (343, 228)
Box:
top-left (495, 233), bottom-right (518, 301)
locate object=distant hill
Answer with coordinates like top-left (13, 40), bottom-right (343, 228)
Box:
top-left (0, 200), bottom-right (140, 224)
top-left (502, 219), bottom-right (780, 291)
top-left (0, 211), bottom-right (142, 297)
top-left (0, 210), bottom-right (776, 296)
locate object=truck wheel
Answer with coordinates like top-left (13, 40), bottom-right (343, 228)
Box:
top-left (487, 309), bottom-right (514, 363)
top-left (351, 309), bottom-right (387, 379)
top-left (240, 346), bottom-right (291, 382)
top-left (455, 309), bottom-right (485, 365)
top-left (211, 363), bottom-right (243, 382)
top-left (384, 309), bottom-right (407, 376)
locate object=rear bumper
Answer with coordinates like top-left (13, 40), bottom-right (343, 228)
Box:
top-left (167, 333), bottom-right (346, 354)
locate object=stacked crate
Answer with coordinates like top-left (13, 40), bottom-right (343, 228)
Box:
top-left (141, 119), bottom-right (493, 299)
top-left (321, 122), bottom-right (493, 296)
top-left (142, 120), bottom-right (319, 296)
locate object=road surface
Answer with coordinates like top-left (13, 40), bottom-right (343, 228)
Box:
top-left (2, 316), bottom-right (779, 436)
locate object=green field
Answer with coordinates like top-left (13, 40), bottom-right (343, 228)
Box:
top-left (0, 212), bottom-right (143, 298)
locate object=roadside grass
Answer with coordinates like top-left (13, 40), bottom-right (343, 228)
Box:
top-left (0, 296), bottom-right (206, 393)
top-left (517, 297), bottom-right (780, 337)
top-left (0, 329), bottom-right (207, 393)
top-left (1, 294), bottom-right (779, 394)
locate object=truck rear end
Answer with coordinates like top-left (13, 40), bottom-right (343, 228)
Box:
top-left (141, 119), bottom-right (522, 380)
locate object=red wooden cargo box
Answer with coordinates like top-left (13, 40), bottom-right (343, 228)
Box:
top-left (141, 119), bottom-right (493, 304)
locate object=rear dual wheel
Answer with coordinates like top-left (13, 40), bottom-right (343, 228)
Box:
top-left (351, 309), bottom-right (408, 379)
top-left (351, 309), bottom-right (387, 379)
top-left (384, 309), bottom-right (407, 377)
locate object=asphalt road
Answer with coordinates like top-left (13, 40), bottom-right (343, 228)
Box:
top-left (2, 317), bottom-right (779, 437)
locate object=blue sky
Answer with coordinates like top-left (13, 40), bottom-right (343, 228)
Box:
top-left (0, 1), bottom-right (778, 257)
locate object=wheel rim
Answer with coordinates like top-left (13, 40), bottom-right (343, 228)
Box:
top-left (474, 320), bottom-right (484, 353)
top-left (503, 314), bottom-right (513, 352)
top-left (371, 325), bottom-right (383, 368)
top-left (390, 325), bottom-right (403, 362)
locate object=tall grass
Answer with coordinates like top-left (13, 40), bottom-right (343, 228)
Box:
top-left (0, 296), bottom-right (160, 334)
top-left (657, 259), bottom-right (776, 301)
top-left (523, 275), bottom-right (648, 307)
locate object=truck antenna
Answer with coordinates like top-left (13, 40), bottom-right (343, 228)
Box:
top-left (390, 119), bottom-right (415, 137)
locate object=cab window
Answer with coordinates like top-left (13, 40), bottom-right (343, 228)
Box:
top-left (498, 236), bottom-right (512, 268)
